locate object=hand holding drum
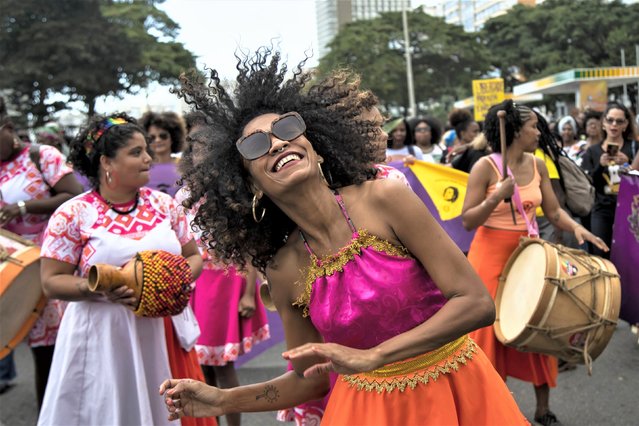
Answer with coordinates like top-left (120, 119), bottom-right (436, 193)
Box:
top-left (88, 250), bottom-right (193, 317)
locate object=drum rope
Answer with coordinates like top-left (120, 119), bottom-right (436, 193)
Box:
top-left (0, 228), bottom-right (35, 246)
top-left (524, 324), bottom-right (597, 375)
top-left (0, 246), bottom-right (24, 265)
top-left (546, 277), bottom-right (617, 323)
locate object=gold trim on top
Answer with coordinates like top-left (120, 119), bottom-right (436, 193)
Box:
top-left (293, 229), bottom-right (410, 317)
top-left (342, 336), bottom-right (476, 393)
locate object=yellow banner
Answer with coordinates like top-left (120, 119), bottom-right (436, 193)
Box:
top-left (472, 78), bottom-right (504, 122)
top-left (408, 160), bottom-right (469, 221)
top-left (580, 81), bottom-right (607, 112)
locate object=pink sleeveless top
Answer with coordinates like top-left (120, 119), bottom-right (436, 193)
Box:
top-left (294, 191), bottom-right (447, 350)
top-left (483, 154), bottom-right (542, 232)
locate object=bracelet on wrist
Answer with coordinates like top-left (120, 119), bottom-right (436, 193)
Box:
top-left (17, 200), bottom-right (28, 216)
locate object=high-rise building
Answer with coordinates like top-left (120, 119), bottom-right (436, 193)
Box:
top-left (316, 0), bottom-right (409, 59)
top-left (428, 0), bottom-right (540, 32)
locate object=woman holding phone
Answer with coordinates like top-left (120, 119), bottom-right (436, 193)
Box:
top-left (581, 102), bottom-right (637, 258)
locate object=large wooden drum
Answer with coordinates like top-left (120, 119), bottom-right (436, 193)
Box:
top-left (495, 238), bottom-right (621, 373)
top-left (0, 229), bottom-right (47, 358)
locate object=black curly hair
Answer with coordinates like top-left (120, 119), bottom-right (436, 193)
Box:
top-left (174, 47), bottom-right (380, 272)
top-left (0, 96), bottom-right (11, 126)
top-left (139, 111), bottom-right (186, 154)
top-left (410, 116), bottom-right (442, 147)
top-left (183, 110), bottom-right (210, 134)
top-left (448, 108), bottom-right (474, 137)
top-left (483, 100), bottom-right (533, 153)
top-left (68, 112), bottom-right (147, 188)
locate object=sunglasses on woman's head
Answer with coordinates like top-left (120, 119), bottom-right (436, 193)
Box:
top-left (236, 112), bottom-right (306, 160)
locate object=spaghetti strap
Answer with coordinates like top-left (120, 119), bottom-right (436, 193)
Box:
top-left (531, 153), bottom-right (539, 177)
top-left (333, 190), bottom-right (357, 233)
top-left (298, 189), bottom-right (358, 259)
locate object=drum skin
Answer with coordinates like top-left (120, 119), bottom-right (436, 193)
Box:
top-left (0, 229), bottom-right (47, 359)
top-left (495, 237), bottom-right (621, 366)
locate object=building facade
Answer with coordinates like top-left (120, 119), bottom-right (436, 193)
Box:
top-left (316, 0), bottom-right (409, 59)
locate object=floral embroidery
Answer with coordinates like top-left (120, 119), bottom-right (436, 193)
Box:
top-left (293, 229), bottom-right (410, 316)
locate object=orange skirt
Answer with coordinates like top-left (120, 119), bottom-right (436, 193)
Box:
top-left (164, 317), bottom-right (218, 426)
top-left (467, 226), bottom-right (558, 387)
top-left (321, 336), bottom-right (528, 425)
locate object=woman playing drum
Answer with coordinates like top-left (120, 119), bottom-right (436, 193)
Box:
top-left (0, 96), bottom-right (83, 405)
top-left (461, 100), bottom-right (608, 426)
top-left (38, 113), bottom-right (214, 426)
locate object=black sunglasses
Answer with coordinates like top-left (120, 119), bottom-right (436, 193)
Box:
top-left (151, 132), bottom-right (170, 141)
top-left (604, 117), bottom-right (626, 126)
top-left (236, 112), bottom-right (306, 160)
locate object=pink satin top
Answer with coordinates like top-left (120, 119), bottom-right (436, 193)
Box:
top-left (294, 191), bottom-right (447, 350)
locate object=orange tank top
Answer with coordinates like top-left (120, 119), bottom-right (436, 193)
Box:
top-left (483, 154), bottom-right (542, 231)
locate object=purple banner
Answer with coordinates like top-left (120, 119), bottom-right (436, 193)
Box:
top-left (611, 174), bottom-right (639, 325)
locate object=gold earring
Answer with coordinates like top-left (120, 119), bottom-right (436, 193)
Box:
top-left (106, 170), bottom-right (113, 184)
top-left (252, 194), bottom-right (265, 223)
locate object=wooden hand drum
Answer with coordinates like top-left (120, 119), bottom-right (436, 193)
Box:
top-left (88, 250), bottom-right (193, 317)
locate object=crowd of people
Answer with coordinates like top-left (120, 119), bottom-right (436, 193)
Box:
top-left (1, 47), bottom-right (638, 426)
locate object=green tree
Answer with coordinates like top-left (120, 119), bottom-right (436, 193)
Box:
top-left (481, 0), bottom-right (639, 91)
top-left (318, 10), bottom-right (492, 115)
top-left (0, 0), bottom-right (195, 125)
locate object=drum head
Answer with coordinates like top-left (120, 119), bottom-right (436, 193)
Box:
top-left (499, 243), bottom-right (547, 341)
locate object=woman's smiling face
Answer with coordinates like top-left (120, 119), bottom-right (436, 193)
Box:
top-left (242, 113), bottom-right (320, 194)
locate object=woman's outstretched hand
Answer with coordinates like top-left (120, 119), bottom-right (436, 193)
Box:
top-left (282, 342), bottom-right (381, 378)
top-left (159, 379), bottom-right (224, 421)
top-left (574, 225), bottom-right (609, 252)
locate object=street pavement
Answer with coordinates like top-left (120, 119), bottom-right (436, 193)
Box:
top-left (1, 319), bottom-right (637, 426)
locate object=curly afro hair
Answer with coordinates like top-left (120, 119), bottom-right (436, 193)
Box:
top-left (174, 47), bottom-right (381, 272)
top-left (139, 111), bottom-right (186, 154)
top-left (68, 112), bottom-right (147, 188)
top-left (483, 100), bottom-right (533, 153)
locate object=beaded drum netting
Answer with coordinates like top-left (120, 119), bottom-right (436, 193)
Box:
top-left (134, 250), bottom-right (193, 317)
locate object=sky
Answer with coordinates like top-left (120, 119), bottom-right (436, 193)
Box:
top-left (94, 0), bottom-right (319, 116)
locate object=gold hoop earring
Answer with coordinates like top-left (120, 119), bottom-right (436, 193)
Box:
top-left (252, 194), bottom-right (265, 223)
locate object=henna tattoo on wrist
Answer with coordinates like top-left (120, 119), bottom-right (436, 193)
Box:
top-left (255, 385), bottom-right (279, 404)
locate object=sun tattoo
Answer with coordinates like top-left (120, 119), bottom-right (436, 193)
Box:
top-left (255, 385), bottom-right (280, 403)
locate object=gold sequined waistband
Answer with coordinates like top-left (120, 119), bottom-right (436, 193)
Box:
top-left (343, 335), bottom-right (476, 393)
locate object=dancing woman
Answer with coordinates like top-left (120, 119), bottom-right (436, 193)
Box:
top-left (160, 48), bottom-right (527, 425)
top-left (462, 100), bottom-right (607, 426)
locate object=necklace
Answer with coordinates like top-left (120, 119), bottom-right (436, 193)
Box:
top-left (100, 191), bottom-right (140, 215)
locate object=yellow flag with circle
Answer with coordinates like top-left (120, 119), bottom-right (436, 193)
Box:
top-left (408, 160), bottom-right (469, 221)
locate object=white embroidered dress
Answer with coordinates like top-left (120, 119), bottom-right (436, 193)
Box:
top-left (38, 187), bottom-right (193, 426)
